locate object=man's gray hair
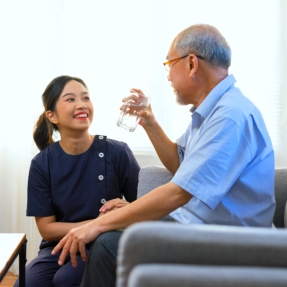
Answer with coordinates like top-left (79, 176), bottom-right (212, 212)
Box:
top-left (174, 24), bottom-right (231, 69)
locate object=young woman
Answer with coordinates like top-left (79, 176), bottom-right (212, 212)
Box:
top-left (14, 76), bottom-right (140, 287)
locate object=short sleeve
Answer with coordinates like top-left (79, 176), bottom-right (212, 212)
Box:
top-left (118, 144), bottom-right (140, 203)
top-left (176, 121), bottom-right (192, 164)
top-left (172, 116), bottom-right (252, 209)
top-left (26, 157), bottom-right (55, 217)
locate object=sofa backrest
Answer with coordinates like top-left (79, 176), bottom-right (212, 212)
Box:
top-left (137, 166), bottom-right (287, 228)
top-left (273, 168), bottom-right (287, 227)
top-left (137, 166), bottom-right (173, 199)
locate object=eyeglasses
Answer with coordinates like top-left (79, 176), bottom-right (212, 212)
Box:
top-left (163, 54), bottom-right (204, 72)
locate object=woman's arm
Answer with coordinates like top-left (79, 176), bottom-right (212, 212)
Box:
top-left (52, 182), bottom-right (192, 266)
top-left (117, 142), bottom-right (140, 203)
top-left (35, 216), bottom-right (93, 242)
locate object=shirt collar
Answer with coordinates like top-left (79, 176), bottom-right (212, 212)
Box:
top-left (191, 74), bottom-right (236, 118)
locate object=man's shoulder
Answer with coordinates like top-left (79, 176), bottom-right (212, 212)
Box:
top-left (215, 87), bottom-right (260, 122)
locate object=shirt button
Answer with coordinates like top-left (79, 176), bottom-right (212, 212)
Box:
top-left (101, 198), bottom-right (106, 204)
top-left (98, 175), bottom-right (104, 180)
top-left (99, 152), bottom-right (104, 158)
top-left (99, 135), bottom-right (104, 140)
top-left (194, 127), bottom-right (198, 131)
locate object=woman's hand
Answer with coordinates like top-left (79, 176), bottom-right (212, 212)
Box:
top-left (99, 198), bottom-right (129, 215)
top-left (52, 221), bottom-right (100, 267)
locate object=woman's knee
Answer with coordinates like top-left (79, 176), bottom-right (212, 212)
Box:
top-left (52, 253), bottom-right (87, 287)
top-left (14, 249), bottom-right (60, 287)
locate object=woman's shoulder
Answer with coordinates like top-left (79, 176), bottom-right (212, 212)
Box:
top-left (93, 135), bottom-right (127, 149)
top-left (31, 142), bottom-right (60, 165)
top-left (93, 135), bottom-right (133, 158)
top-left (106, 137), bottom-right (127, 149)
top-left (107, 138), bottom-right (132, 158)
top-left (97, 136), bottom-right (139, 168)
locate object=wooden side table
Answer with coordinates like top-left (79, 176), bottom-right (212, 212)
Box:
top-left (0, 233), bottom-right (27, 287)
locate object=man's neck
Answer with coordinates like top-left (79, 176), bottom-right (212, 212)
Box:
top-left (194, 67), bottom-right (228, 108)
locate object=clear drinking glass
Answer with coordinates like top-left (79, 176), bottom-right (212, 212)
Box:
top-left (116, 90), bottom-right (151, 132)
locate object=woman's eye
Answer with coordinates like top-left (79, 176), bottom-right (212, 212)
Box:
top-left (84, 96), bottom-right (90, 101)
top-left (66, 98), bottom-right (74, 102)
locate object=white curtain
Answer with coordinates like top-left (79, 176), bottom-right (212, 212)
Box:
top-left (0, 0), bottom-right (286, 274)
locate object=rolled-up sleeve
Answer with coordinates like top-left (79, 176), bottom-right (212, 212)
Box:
top-left (172, 116), bottom-right (252, 210)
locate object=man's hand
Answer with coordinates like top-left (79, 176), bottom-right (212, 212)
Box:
top-left (99, 198), bottom-right (129, 214)
top-left (51, 221), bottom-right (100, 267)
top-left (121, 88), bottom-right (156, 128)
top-left (127, 88), bottom-right (180, 173)
top-left (130, 88), bottom-right (156, 127)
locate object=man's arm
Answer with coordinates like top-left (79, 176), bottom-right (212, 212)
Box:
top-left (118, 88), bottom-right (180, 173)
top-left (52, 182), bottom-right (192, 266)
top-left (141, 116), bottom-right (180, 174)
top-left (128, 89), bottom-right (179, 173)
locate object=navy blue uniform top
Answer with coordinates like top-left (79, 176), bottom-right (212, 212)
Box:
top-left (27, 135), bottom-right (140, 248)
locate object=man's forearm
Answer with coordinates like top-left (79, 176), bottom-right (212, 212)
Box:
top-left (51, 182), bottom-right (193, 265)
top-left (93, 182), bottom-right (192, 235)
top-left (143, 121), bottom-right (180, 174)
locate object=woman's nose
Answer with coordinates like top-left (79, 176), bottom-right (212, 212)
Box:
top-left (78, 102), bottom-right (87, 109)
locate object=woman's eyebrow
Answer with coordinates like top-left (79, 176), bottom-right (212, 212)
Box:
top-left (62, 92), bottom-right (89, 97)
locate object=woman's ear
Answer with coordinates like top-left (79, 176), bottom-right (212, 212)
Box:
top-left (46, 110), bottom-right (58, 125)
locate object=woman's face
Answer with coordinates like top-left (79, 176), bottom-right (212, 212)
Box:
top-left (47, 80), bottom-right (94, 133)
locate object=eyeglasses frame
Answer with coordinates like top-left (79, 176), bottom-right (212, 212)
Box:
top-left (163, 54), bottom-right (204, 72)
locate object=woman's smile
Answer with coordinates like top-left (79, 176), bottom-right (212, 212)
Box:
top-left (74, 112), bottom-right (88, 120)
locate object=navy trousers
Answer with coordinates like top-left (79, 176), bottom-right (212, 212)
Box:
top-left (14, 246), bottom-right (89, 287)
top-left (80, 230), bottom-right (122, 287)
top-left (81, 217), bottom-right (175, 287)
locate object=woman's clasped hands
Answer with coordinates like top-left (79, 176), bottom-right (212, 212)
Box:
top-left (51, 198), bottom-right (129, 267)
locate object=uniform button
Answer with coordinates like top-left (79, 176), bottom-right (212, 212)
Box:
top-left (98, 175), bottom-right (104, 180)
top-left (101, 198), bottom-right (106, 204)
top-left (99, 135), bottom-right (104, 140)
top-left (99, 152), bottom-right (104, 158)
top-left (194, 127), bottom-right (198, 131)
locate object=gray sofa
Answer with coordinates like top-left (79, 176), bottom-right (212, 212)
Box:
top-left (116, 167), bottom-right (287, 287)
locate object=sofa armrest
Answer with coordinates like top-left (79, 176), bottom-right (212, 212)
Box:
top-left (137, 166), bottom-right (173, 199)
top-left (116, 222), bottom-right (287, 287)
top-left (128, 265), bottom-right (287, 287)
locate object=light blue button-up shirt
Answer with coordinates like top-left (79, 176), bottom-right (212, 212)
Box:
top-left (170, 74), bottom-right (275, 227)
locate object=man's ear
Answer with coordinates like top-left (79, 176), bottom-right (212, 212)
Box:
top-left (189, 54), bottom-right (199, 75)
top-left (46, 110), bottom-right (58, 125)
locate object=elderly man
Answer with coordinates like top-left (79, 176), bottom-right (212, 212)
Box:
top-left (52, 24), bottom-right (275, 287)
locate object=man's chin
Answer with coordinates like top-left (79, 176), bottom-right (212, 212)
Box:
top-left (175, 95), bottom-right (185, 106)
